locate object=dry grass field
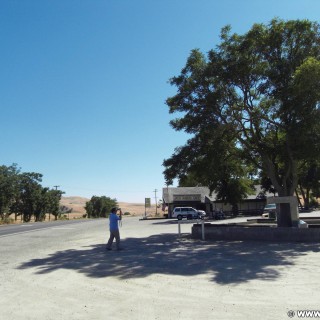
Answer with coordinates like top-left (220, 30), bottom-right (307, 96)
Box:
top-left (60, 196), bottom-right (161, 218)
top-left (0, 197), bottom-right (162, 225)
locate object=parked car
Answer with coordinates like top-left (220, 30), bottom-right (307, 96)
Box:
top-left (172, 207), bottom-right (206, 220)
top-left (197, 210), bottom-right (206, 219)
top-left (262, 203), bottom-right (277, 218)
top-left (214, 210), bottom-right (225, 220)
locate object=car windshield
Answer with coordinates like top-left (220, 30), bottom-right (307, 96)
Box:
top-left (265, 204), bottom-right (276, 209)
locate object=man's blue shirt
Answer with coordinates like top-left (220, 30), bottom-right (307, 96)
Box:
top-left (109, 213), bottom-right (120, 231)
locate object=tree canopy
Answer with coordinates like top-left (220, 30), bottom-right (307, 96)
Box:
top-left (85, 196), bottom-right (118, 218)
top-left (0, 164), bottom-right (64, 222)
top-left (163, 18), bottom-right (320, 226)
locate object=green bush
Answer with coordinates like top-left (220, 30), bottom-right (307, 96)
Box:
top-left (0, 217), bottom-right (14, 225)
top-left (58, 214), bottom-right (69, 220)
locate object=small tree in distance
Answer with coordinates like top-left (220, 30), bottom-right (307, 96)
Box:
top-left (85, 196), bottom-right (118, 218)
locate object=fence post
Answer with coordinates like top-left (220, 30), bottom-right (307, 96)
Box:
top-left (201, 219), bottom-right (205, 240)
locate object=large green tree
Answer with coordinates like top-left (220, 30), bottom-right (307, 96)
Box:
top-left (0, 164), bottom-right (20, 220)
top-left (85, 196), bottom-right (118, 218)
top-left (33, 188), bottom-right (64, 221)
top-left (164, 19), bottom-right (320, 227)
top-left (164, 129), bottom-right (255, 214)
top-left (297, 160), bottom-right (320, 209)
top-left (13, 172), bottom-right (44, 222)
top-left (0, 164), bottom-right (65, 223)
top-left (47, 189), bottom-right (65, 220)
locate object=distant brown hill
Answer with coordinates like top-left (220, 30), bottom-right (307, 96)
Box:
top-left (60, 196), bottom-right (147, 216)
top-left (60, 196), bottom-right (89, 214)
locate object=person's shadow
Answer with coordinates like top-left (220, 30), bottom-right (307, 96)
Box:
top-left (17, 233), bottom-right (320, 284)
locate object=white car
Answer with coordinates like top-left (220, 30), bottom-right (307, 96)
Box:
top-left (262, 203), bottom-right (277, 218)
top-left (172, 207), bottom-right (206, 220)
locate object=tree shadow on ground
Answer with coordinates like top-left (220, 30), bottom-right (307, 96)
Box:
top-left (17, 234), bottom-right (320, 285)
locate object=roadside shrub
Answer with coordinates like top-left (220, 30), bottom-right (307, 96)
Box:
top-left (58, 214), bottom-right (69, 220)
top-left (0, 217), bottom-right (14, 225)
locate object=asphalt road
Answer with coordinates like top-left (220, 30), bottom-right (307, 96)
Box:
top-left (0, 219), bottom-right (97, 238)
top-left (1, 216), bottom-right (320, 320)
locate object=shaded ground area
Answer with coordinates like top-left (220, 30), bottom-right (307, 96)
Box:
top-left (17, 233), bottom-right (320, 284)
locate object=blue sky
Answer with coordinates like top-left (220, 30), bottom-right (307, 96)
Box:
top-left (1, 0), bottom-right (319, 203)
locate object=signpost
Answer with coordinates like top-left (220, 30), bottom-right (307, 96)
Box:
top-left (145, 198), bottom-right (151, 218)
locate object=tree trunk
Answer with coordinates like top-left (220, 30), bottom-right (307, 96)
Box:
top-left (263, 155), bottom-right (298, 227)
top-left (232, 204), bottom-right (239, 217)
top-left (295, 189), bottom-right (302, 208)
top-left (305, 188), bottom-right (310, 209)
top-left (299, 184), bottom-right (307, 208)
top-left (277, 203), bottom-right (292, 227)
top-left (23, 214), bottom-right (31, 222)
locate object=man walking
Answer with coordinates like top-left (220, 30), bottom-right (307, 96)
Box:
top-left (106, 207), bottom-right (122, 251)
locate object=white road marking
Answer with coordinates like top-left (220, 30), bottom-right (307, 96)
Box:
top-left (0, 227), bottom-right (58, 238)
top-left (0, 225), bottom-right (77, 238)
top-left (0, 220), bottom-right (96, 238)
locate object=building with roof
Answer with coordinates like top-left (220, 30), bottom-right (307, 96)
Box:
top-left (162, 187), bottom-right (213, 217)
top-left (162, 186), bottom-right (274, 218)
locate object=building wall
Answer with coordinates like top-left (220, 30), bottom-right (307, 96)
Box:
top-left (211, 199), bottom-right (265, 215)
top-left (163, 186), bottom-right (267, 218)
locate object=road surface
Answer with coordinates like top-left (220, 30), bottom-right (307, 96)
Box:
top-left (1, 216), bottom-right (320, 320)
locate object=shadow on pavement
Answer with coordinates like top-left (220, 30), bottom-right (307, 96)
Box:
top-left (17, 233), bottom-right (320, 284)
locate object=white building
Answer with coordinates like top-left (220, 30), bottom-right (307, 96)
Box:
top-left (162, 186), bottom-right (273, 218)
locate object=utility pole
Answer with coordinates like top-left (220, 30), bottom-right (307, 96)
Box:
top-left (153, 189), bottom-right (158, 215)
top-left (53, 185), bottom-right (60, 190)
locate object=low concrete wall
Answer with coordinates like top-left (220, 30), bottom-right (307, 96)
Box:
top-left (191, 224), bottom-right (320, 242)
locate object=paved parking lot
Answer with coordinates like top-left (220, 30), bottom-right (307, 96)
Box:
top-left (1, 216), bottom-right (320, 319)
